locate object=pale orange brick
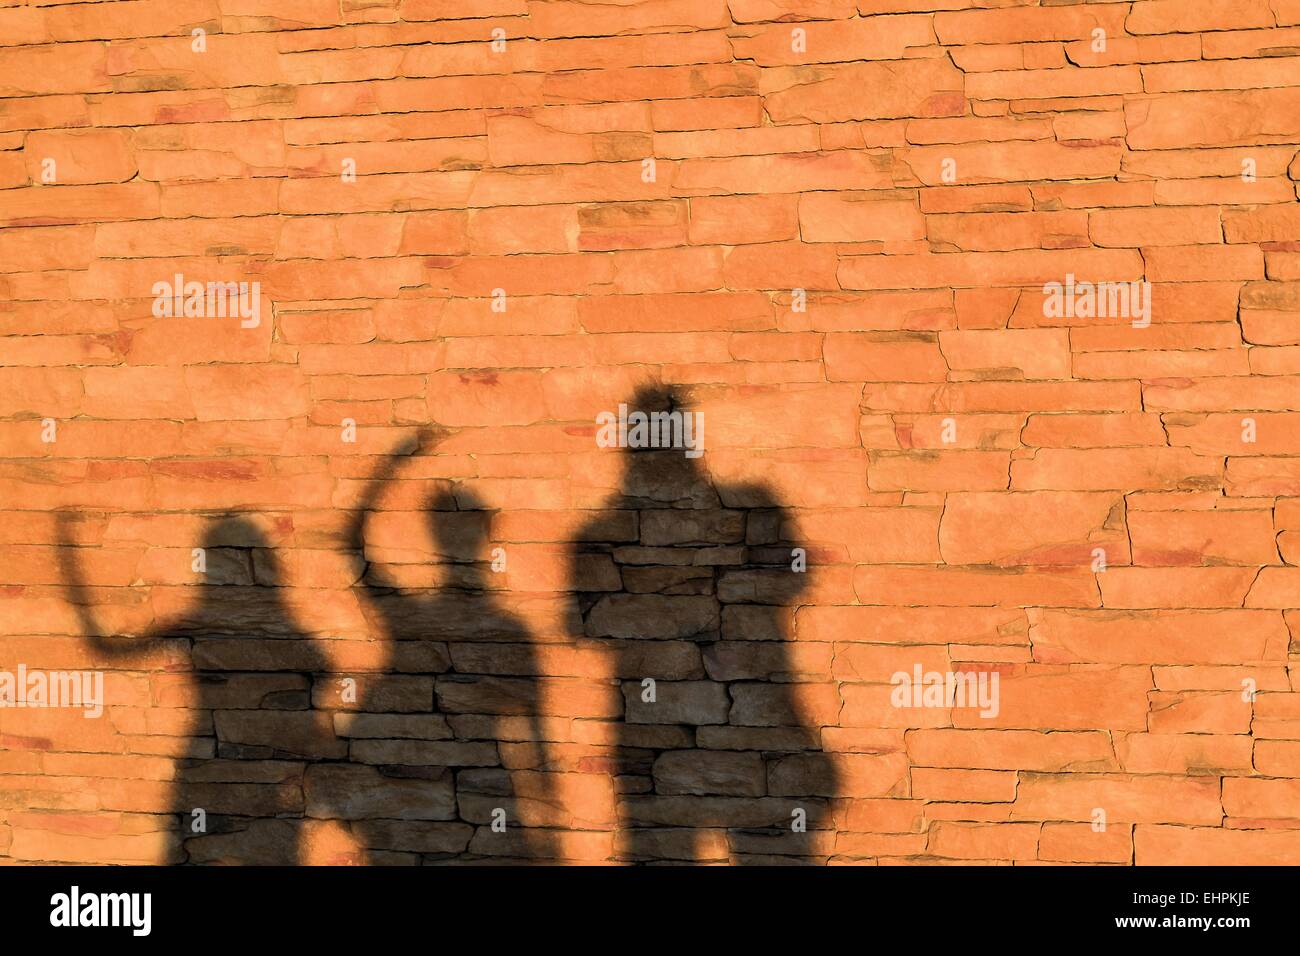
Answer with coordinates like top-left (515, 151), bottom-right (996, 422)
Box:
top-left (934, 5), bottom-right (1128, 44)
top-left (1136, 826), bottom-right (1300, 864)
top-left (927, 211), bottom-right (1088, 252)
top-left (854, 566), bottom-right (1100, 609)
top-left (907, 729), bottom-right (1117, 772)
top-left (1011, 773), bottom-right (1223, 824)
top-left (1090, 207), bottom-right (1223, 247)
top-left (928, 821), bottom-right (1039, 860)
top-left (1129, 0), bottom-right (1275, 34)
top-left (912, 768), bottom-right (1017, 803)
top-left (1256, 741), bottom-right (1300, 776)
top-left (688, 193), bottom-right (798, 245)
top-left (762, 58), bottom-right (964, 125)
top-left (967, 66), bottom-right (1141, 101)
top-left (1099, 567), bottom-right (1258, 609)
top-left (1125, 89), bottom-right (1300, 150)
top-left (952, 666), bottom-right (1153, 732)
top-left (867, 450), bottom-right (1011, 492)
top-left (940, 491), bottom-right (1127, 567)
top-left (797, 606), bottom-right (1030, 647)
top-left (1039, 822), bottom-right (1133, 863)
top-left (1032, 609), bottom-right (1285, 665)
top-left (1149, 691), bottom-right (1253, 734)
top-left (825, 333), bottom-right (948, 382)
top-left (799, 192), bottom-right (925, 243)
top-left (1118, 734), bottom-right (1254, 775)
top-left (1127, 509), bottom-right (1280, 566)
top-left (939, 329), bottom-right (1071, 379)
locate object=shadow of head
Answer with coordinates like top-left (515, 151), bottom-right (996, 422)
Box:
top-left (423, 486), bottom-right (494, 563)
top-left (606, 383), bottom-right (813, 607)
top-left (199, 514), bottom-right (271, 550)
top-left (624, 382), bottom-right (685, 448)
top-left (165, 515), bottom-right (318, 640)
top-left (197, 513), bottom-right (280, 576)
top-left (604, 382), bottom-right (716, 507)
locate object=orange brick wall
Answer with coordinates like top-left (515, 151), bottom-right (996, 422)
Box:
top-left (2, 0), bottom-right (1300, 865)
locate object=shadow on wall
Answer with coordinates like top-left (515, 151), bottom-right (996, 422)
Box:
top-left (54, 383), bottom-right (838, 864)
top-left (567, 383), bottom-right (839, 864)
top-left (58, 512), bottom-right (341, 864)
top-left (344, 433), bottom-right (558, 863)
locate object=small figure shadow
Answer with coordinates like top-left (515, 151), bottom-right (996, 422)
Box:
top-left (345, 437), bottom-right (558, 862)
top-left (57, 513), bottom-right (342, 864)
top-left (566, 384), bottom-right (839, 864)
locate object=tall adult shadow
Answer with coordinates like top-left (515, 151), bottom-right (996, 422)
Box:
top-left (346, 437), bottom-right (557, 863)
top-left (57, 513), bottom-right (344, 865)
top-left (567, 384), bottom-right (839, 864)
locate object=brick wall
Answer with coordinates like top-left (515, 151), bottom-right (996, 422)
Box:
top-left (3, 0), bottom-right (1300, 865)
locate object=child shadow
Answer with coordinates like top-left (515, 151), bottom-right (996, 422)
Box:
top-left (57, 512), bottom-right (345, 864)
top-left (345, 438), bottom-right (558, 862)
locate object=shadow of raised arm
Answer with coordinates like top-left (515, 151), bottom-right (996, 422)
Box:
top-left (56, 511), bottom-right (151, 658)
top-left (347, 429), bottom-right (443, 597)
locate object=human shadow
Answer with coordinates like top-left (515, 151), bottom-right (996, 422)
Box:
top-left (566, 384), bottom-right (838, 864)
top-left (57, 512), bottom-right (343, 865)
top-left (345, 437), bottom-right (558, 862)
